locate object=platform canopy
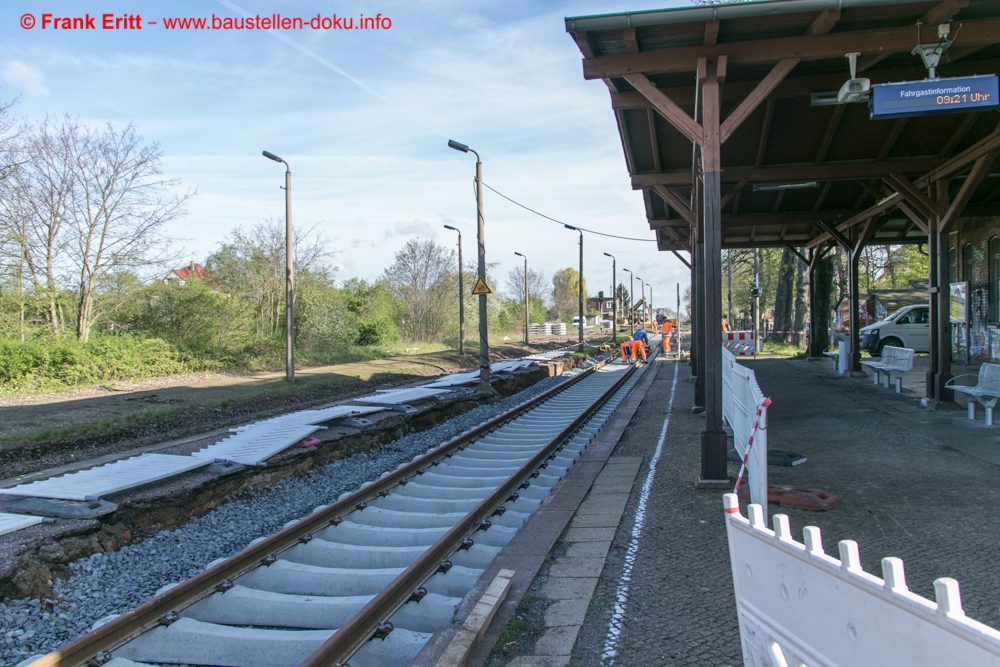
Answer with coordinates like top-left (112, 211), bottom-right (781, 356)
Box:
top-left (566, 0), bottom-right (1000, 252)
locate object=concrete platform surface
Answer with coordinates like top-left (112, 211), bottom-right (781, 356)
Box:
top-left (480, 354), bottom-right (1000, 666)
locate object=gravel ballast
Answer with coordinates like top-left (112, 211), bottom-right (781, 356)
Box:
top-left (2, 373), bottom-right (577, 666)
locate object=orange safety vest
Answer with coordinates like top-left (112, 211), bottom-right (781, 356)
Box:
top-left (661, 321), bottom-right (672, 334)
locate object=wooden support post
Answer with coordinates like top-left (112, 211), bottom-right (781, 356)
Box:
top-left (848, 242), bottom-right (862, 373)
top-left (926, 214), bottom-right (939, 399)
top-left (699, 59), bottom-right (727, 483)
top-left (933, 180), bottom-right (954, 402)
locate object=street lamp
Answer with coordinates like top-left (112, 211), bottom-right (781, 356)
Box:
top-left (443, 224), bottom-right (464, 355)
top-left (447, 139), bottom-right (490, 394)
top-left (262, 150), bottom-right (294, 383)
top-left (645, 282), bottom-right (652, 327)
top-left (623, 268), bottom-right (634, 337)
top-left (513, 252), bottom-right (529, 345)
top-left (564, 225), bottom-right (584, 351)
top-left (636, 277), bottom-right (644, 329)
top-left (603, 252), bottom-right (616, 343)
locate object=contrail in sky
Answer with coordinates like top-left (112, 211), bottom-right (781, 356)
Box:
top-left (216, 0), bottom-right (450, 139)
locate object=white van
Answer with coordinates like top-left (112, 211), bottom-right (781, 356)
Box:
top-left (859, 304), bottom-right (930, 355)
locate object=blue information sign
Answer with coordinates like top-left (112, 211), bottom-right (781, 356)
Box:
top-left (870, 75), bottom-right (998, 119)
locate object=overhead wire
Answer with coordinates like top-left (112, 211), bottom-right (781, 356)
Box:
top-left (482, 183), bottom-right (656, 243)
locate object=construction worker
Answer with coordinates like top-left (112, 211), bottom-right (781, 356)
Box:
top-left (619, 340), bottom-right (633, 362)
top-left (721, 318), bottom-right (730, 332)
top-left (660, 319), bottom-right (673, 352)
top-left (631, 327), bottom-right (649, 362)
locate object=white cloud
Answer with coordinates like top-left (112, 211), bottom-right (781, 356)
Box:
top-left (2, 60), bottom-right (49, 97)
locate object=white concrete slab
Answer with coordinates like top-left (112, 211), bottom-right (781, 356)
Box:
top-left (0, 454), bottom-right (211, 501)
top-left (0, 512), bottom-right (44, 536)
top-left (192, 423), bottom-right (322, 466)
top-left (357, 387), bottom-right (451, 405)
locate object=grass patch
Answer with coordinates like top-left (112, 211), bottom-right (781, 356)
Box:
top-left (759, 341), bottom-right (807, 359)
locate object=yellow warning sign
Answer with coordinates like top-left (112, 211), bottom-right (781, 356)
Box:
top-left (471, 276), bottom-right (492, 295)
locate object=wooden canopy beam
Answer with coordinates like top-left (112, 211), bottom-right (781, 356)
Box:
top-left (940, 151), bottom-right (999, 233)
top-left (885, 170), bottom-right (940, 218)
top-left (719, 58), bottom-right (799, 143)
top-left (609, 58), bottom-right (1000, 110)
top-left (672, 250), bottom-right (692, 268)
top-left (623, 73), bottom-right (703, 146)
top-left (816, 220), bottom-right (852, 250)
top-left (785, 245), bottom-right (810, 265)
top-left (631, 157), bottom-right (944, 187)
top-left (581, 19), bottom-right (1000, 79)
top-left (653, 185), bottom-right (695, 225)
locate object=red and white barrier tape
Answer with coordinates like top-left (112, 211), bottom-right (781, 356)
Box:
top-left (733, 396), bottom-right (773, 495)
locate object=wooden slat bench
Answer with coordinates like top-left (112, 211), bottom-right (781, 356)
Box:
top-left (946, 363), bottom-right (1000, 426)
top-left (860, 346), bottom-right (915, 393)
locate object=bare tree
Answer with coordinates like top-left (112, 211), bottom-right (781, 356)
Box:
top-left (66, 121), bottom-right (192, 342)
top-left (381, 238), bottom-right (456, 341)
top-left (207, 218), bottom-right (333, 338)
top-left (504, 266), bottom-right (546, 303)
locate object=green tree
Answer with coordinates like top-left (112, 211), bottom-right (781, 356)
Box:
top-left (551, 268), bottom-right (587, 322)
top-left (342, 279), bottom-right (402, 346)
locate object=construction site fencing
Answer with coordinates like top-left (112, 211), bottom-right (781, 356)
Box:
top-left (723, 494), bottom-right (1000, 666)
top-left (722, 345), bottom-right (768, 507)
top-left (724, 331), bottom-right (756, 356)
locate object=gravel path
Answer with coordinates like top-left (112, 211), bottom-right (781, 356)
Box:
top-left (1, 373), bottom-right (577, 666)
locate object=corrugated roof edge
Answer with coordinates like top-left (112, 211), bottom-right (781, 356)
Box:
top-left (565, 0), bottom-right (924, 32)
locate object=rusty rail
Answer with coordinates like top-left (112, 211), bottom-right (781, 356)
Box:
top-left (298, 359), bottom-right (638, 666)
top-left (27, 360), bottom-right (608, 667)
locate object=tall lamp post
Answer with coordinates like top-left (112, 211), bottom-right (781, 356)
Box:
top-left (262, 150), bottom-right (294, 382)
top-left (623, 268), bottom-right (634, 337)
top-left (443, 224), bottom-right (464, 355)
top-left (565, 225), bottom-right (584, 351)
top-left (514, 252), bottom-right (529, 345)
top-left (636, 277), bottom-right (644, 329)
top-left (603, 252), bottom-right (616, 343)
top-left (447, 139), bottom-right (490, 393)
top-left (646, 282), bottom-right (652, 326)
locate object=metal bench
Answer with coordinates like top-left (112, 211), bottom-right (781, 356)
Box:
top-left (946, 363), bottom-right (1000, 426)
top-left (860, 346), bottom-right (914, 393)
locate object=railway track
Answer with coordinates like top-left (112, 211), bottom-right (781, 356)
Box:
top-left (24, 351), bottom-right (653, 667)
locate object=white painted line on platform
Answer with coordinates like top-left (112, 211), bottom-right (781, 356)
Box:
top-left (601, 360), bottom-right (679, 665)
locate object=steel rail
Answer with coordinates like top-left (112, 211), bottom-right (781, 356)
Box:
top-left (27, 360), bottom-right (610, 667)
top-left (299, 359), bottom-right (641, 667)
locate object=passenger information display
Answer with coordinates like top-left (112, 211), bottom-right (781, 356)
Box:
top-left (870, 75), bottom-right (998, 119)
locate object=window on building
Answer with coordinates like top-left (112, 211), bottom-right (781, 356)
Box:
top-left (963, 243), bottom-right (975, 283)
top-left (949, 246), bottom-right (957, 284)
top-left (990, 237), bottom-right (999, 322)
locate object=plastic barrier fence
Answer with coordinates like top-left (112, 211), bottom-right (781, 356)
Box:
top-left (725, 331), bottom-right (755, 356)
top-left (722, 346), bottom-right (768, 507)
top-left (723, 494), bottom-right (1000, 667)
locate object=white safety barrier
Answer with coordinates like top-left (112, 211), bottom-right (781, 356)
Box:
top-left (723, 494), bottom-right (1000, 666)
top-left (722, 346), bottom-right (768, 507)
top-left (725, 331), bottom-right (756, 356)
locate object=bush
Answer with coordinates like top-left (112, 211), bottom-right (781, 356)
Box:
top-left (355, 318), bottom-right (400, 346)
top-left (0, 334), bottom-right (209, 392)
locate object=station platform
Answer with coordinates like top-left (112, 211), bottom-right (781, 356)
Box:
top-left (457, 353), bottom-right (1000, 666)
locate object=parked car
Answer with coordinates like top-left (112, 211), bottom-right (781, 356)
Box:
top-left (859, 304), bottom-right (929, 355)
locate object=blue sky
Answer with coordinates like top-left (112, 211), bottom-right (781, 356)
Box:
top-left (1, 0), bottom-right (692, 309)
